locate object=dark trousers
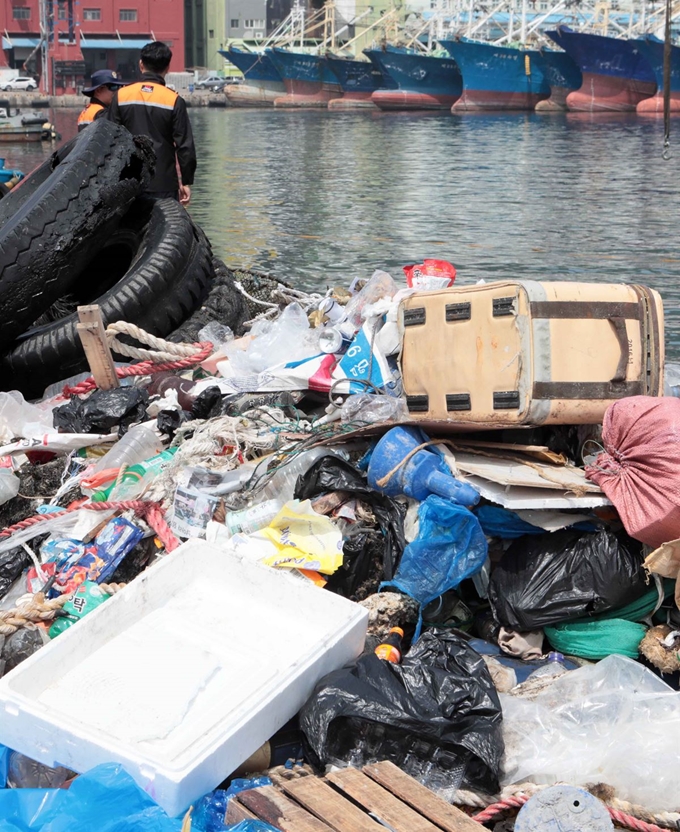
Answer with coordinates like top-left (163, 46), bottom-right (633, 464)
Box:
top-left (146, 190), bottom-right (179, 201)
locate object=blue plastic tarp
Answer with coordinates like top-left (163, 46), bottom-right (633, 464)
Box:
top-left (0, 764), bottom-right (182, 832)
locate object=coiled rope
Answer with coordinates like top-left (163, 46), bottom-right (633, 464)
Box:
top-left (0, 583), bottom-right (126, 636)
top-left (468, 788), bottom-right (676, 831)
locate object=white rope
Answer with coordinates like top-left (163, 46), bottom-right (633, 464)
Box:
top-left (234, 281), bottom-right (279, 309)
top-left (105, 321), bottom-right (205, 363)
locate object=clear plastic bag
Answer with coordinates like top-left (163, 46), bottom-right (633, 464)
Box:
top-left (224, 303), bottom-right (319, 376)
top-left (501, 654), bottom-right (680, 811)
top-left (340, 394), bottom-right (408, 425)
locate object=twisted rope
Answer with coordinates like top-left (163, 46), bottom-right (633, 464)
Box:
top-left (63, 322), bottom-right (213, 396)
top-left (0, 583), bottom-right (126, 635)
top-left (0, 593), bottom-right (71, 635)
top-left (0, 500), bottom-right (179, 553)
top-left (105, 321), bottom-right (204, 363)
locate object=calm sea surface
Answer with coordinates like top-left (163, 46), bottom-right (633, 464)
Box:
top-left (4, 106), bottom-right (680, 356)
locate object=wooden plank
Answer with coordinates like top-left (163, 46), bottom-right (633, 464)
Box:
top-left (326, 767), bottom-right (443, 832)
top-left (282, 776), bottom-right (385, 832)
top-left (225, 798), bottom-right (260, 824)
top-left (76, 305), bottom-right (119, 390)
top-left (237, 785), bottom-right (333, 832)
top-left (363, 761), bottom-right (482, 832)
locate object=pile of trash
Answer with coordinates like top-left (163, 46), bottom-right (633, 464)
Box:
top-left (1, 221), bottom-right (680, 831)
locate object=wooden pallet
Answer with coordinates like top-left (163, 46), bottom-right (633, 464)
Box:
top-left (225, 761), bottom-right (482, 832)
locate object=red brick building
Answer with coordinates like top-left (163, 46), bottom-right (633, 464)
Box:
top-left (0, 0), bottom-right (184, 94)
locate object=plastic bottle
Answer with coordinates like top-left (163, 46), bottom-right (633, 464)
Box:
top-left (7, 752), bottom-right (72, 789)
top-left (341, 270), bottom-right (398, 335)
top-left (225, 499), bottom-right (283, 536)
top-left (92, 447), bottom-right (178, 501)
top-left (261, 447), bottom-right (341, 503)
top-left (375, 627), bottom-right (404, 663)
top-left (91, 424), bottom-right (163, 474)
top-left (526, 652), bottom-right (568, 682)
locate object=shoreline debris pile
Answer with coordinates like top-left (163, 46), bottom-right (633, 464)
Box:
top-left (0, 129), bottom-right (678, 831)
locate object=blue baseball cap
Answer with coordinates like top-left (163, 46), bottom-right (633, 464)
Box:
top-left (83, 69), bottom-right (125, 94)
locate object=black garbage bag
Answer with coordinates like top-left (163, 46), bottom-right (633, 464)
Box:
top-left (0, 546), bottom-right (32, 601)
top-left (299, 628), bottom-right (504, 795)
top-left (488, 528), bottom-right (648, 632)
top-left (53, 388), bottom-right (149, 436)
top-left (294, 456), bottom-right (406, 598)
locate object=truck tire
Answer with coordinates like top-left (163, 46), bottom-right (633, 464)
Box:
top-left (0, 199), bottom-right (213, 399)
top-left (0, 119), bottom-right (154, 350)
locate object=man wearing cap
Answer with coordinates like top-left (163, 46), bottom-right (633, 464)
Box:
top-left (77, 69), bottom-right (125, 131)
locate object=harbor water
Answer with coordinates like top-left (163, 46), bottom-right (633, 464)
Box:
top-left (3, 106), bottom-right (680, 356)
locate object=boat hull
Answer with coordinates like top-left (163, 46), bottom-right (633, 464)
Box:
top-left (269, 49), bottom-right (342, 107)
top-left (0, 130), bottom-right (44, 142)
top-left (566, 72), bottom-right (656, 111)
top-left (546, 28), bottom-right (656, 112)
top-left (533, 49), bottom-right (582, 110)
top-left (635, 37), bottom-right (680, 115)
top-left (365, 47), bottom-right (462, 110)
top-left (441, 40), bottom-right (549, 111)
top-left (220, 47), bottom-right (285, 107)
top-left (371, 89), bottom-right (459, 110)
top-left (225, 81), bottom-right (286, 106)
top-left (325, 55), bottom-right (386, 109)
top-left (328, 92), bottom-right (377, 109)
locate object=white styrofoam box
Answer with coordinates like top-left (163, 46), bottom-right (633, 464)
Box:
top-left (0, 540), bottom-right (368, 817)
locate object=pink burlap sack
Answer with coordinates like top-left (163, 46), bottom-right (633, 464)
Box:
top-left (586, 396), bottom-right (680, 548)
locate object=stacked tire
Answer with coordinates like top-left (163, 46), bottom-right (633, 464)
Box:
top-left (0, 119), bottom-right (224, 399)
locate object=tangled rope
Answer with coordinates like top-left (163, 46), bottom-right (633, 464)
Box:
top-left (0, 500), bottom-right (179, 553)
top-left (63, 322), bottom-right (213, 397)
top-left (234, 279), bottom-right (325, 328)
top-left (0, 583), bottom-right (126, 635)
top-left (470, 792), bottom-right (672, 831)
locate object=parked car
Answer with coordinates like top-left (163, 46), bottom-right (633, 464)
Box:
top-left (1, 77), bottom-right (37, 91)
top-left (195, 74), bottom-right (226, 91)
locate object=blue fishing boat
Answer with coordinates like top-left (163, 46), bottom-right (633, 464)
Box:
top-left (363, 45), bottom-right (462, 111)
top-left (324, 54), bottom-right (391, 109)
top-left (533, 49), bottom-right (582, 110)
top-left (440, 39), bottom-right (549, 111)
top-left (220, 46), bottom-right (285, 106)
top-left (635, 36), bottom-right (680, 115)
top-left (267, 47), bottom-right (342, 107)
top-left (546, 27), bottom-right (656, 111)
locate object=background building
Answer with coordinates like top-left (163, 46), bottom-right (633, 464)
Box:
top-left (0, 0), bottom-right (185, 94)
top-left (185, 0), bottom-right (294, 71)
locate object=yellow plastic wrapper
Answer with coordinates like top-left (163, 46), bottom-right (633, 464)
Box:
top-left (256, 499), bottom-right (344, 575)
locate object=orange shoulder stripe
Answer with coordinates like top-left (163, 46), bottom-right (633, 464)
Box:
top-left (117, 81), bottom-right (178, 109)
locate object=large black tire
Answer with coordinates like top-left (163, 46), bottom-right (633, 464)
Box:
top-left (0, 119), bottom-right (154, 350)
top-left (168, 256), bottom-right (249, 342)
top-left (1, 199), bottom-right (214, 398)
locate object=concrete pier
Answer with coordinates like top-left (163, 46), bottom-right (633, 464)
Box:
top-left (1, 91), bottom-right (229, 109)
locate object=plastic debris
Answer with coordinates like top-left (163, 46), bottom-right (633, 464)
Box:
top-left (0, 258), bottom-right (674, 826)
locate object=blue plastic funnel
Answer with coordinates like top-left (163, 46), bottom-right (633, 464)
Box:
top-left (367, 426), bottom-right (480, 506)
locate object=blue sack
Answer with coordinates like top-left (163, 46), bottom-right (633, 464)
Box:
top-left (382, 495), bottom-right (488, 637)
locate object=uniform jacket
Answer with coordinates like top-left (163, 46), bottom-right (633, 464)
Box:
top-left (77, 100), bottom-right (105, 131)
top-left (107, 72), bottom-right (197, 192)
